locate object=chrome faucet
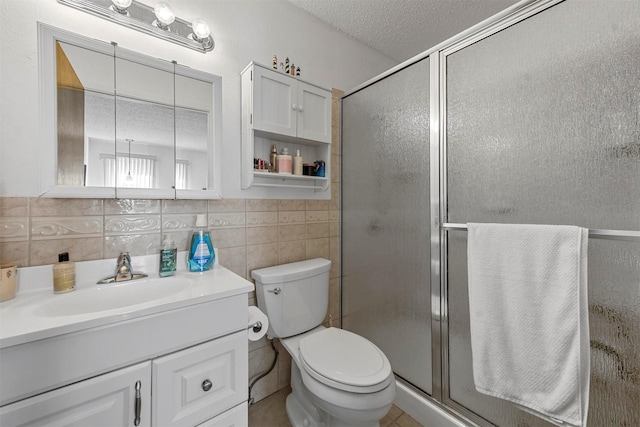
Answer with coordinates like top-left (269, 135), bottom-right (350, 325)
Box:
top-left (115, 252), bottom-right (133, 281)
top-left (97, 252), bottom-right (148, 284)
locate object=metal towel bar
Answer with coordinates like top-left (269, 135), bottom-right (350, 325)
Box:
top-left (441, 223), bottom-right (640, 241)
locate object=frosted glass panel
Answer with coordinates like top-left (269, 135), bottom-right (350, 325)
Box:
top-left (446, 0), bottom-right (640, 425)
top-left (448, 232), bottom-right (640, 426)
top-left (342, 58), bottom-right (432, 393)
top-left (447, 0), bottom-right (640, 230)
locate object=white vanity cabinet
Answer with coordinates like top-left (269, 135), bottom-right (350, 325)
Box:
top-left (0, 282), bottom-right (251, 427)
top-left (241, 62), bottom-right (332, 192)
top-left (0, 332), bottom-right (247, 427)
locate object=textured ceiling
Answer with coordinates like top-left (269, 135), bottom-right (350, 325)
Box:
top-left (288, 0), bottom-right (521, 63)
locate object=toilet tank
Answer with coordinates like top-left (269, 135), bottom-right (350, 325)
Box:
top-left (252, 258), bottom-right (331, 338)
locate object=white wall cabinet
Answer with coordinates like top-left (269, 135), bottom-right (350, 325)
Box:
top-left (241, 62), bottom-right (332, 193)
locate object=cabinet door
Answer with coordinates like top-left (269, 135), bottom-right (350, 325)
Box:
top-left (152, 331), bottom-right (248, 427)
top-left (0, 362), bottom-right (151, 427)
top-left (297, 82), bottom-right (332, 143)
top-left (252, 66), bottom-right (297, 137)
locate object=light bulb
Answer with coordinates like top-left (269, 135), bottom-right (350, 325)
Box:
top-left (191, 19), bottom-right (211, 41)
top-left (110, 0), bottom-right (132, 14)
top-left (154, 2), bottom-right (175, 29)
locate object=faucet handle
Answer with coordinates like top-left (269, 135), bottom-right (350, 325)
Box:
top-left (117, 252), bottom-right (131, 265)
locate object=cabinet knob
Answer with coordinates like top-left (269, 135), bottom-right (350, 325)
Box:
top-left (298, 105), bottom-right (304, 112)
top-left (292, 103), bottom-right (297, 110)
top-left (202, 379), bottom-right (213, 392)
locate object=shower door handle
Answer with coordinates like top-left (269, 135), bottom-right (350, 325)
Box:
top-left (268, 287), bottom-right (281, 295)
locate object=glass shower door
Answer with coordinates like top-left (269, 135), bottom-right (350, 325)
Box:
top-left (341, 58), bottom-right (432, 394)
top-left (444, 0), bottom-right (640, 425)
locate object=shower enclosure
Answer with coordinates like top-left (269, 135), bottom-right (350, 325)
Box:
top-left (341, 0), bottom-right (640, 426)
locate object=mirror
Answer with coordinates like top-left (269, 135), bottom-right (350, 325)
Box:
top-left (39, 23), bottom-right (222, 199)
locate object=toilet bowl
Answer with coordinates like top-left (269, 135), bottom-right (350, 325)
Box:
top-left (252, 259), bottom-right (396, 427)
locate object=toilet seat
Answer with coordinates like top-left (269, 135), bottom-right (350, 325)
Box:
top-left (298, 328), bottom-right (393, 393)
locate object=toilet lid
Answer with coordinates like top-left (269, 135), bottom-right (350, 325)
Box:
top-left (298, 328), bottom-right (393, 393)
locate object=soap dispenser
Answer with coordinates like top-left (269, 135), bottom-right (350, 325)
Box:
top-left (188, 214), bottom-right (214, 272)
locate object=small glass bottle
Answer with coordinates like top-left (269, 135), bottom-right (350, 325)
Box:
top-left (269, 144), bottom-right (278, 172)
top-left (53, 252), bottom-right (75, 293)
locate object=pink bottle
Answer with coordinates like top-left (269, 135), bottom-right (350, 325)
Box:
top-left (278, 148), bottom-right (292, 174)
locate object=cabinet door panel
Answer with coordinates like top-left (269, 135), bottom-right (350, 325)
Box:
top-left (0, 362), bottom-right (151, 427)
top-left (196, 402), bottom-right (247, 427)
top-left (252, 67), bottom-right (296, 137)
top-left (152, 331), bottom-right (248, 427)
top-left (298, 82), bottom-right (331, 143)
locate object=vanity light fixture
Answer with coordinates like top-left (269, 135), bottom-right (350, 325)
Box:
top-left (57, 0), bottom-right (215, 53)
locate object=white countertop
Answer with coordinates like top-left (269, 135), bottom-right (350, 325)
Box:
top-left (0, 252), bottom-right (254, 349)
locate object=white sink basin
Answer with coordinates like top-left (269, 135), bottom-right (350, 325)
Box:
top-left (34, 276), bottom-right (196, 317)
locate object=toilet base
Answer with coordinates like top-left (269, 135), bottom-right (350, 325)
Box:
top-left (286, 393), bottom-right (324, 427)
top-left (285, 357), bottom-right (385, 427)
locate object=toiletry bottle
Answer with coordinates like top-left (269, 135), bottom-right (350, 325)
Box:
top-left (278, 147), bottom-right (293, 174)
top-left (159, 236), bottom-right (177, 277)
top-left (53, 252), bottom-right (75, 293)
top-left (293, 149), bottom-right (303, 175)
top-left (188, 214), bottom-right (214, 272)
top-left (269, 144), bottom-right (278, 172)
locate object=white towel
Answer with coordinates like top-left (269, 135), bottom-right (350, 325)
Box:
top-left (467, 223), bottom-right (589, 427)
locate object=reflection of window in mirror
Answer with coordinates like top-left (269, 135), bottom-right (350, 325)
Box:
top-left (101, 153), bottom-right (157, 188)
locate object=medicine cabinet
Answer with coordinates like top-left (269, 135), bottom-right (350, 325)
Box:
top-left (38, 23), bottom-right (222, 199)
top-left (241, 62), bottom-right (331, 191)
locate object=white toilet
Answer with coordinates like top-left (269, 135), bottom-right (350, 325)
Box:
top-left (252, 258), bottom-right (396, 427)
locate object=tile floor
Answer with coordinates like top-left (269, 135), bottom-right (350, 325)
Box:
top-left (248, 387), bottom-right (423, 427)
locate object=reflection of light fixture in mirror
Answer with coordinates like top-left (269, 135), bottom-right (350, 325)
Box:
top-left (110, 0), bottom-right (132, 14)
top-left (57, 0), bottom-right (215, 53)
top-left (125, 139), bottom-right (134, 185)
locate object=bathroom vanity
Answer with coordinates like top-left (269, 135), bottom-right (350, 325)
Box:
top-left (0, 255), bottom-right (253, 426)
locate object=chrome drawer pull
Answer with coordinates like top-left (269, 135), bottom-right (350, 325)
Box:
top-left (202, 379), bottom-right (213, 392)
top-left (134, 381), bottom-right (142, 426)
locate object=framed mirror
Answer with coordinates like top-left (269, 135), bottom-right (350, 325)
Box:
top-left (38, 23), bottom-right (222, 199)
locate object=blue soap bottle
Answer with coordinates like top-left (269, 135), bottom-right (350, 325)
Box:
top-left (188, 214), bottom-right (214, 272)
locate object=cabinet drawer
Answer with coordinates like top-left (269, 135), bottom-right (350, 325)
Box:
top-left (152, 331), bottom-right (248, 427)
top-left (197, 402), bottom-right (247, 427)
